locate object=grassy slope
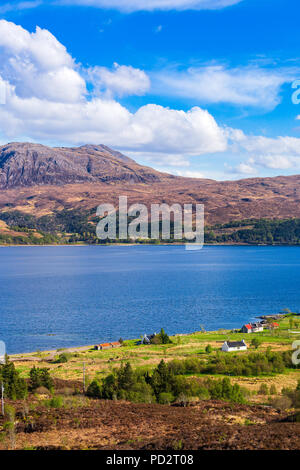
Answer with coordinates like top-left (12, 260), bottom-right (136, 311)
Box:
top-left (12, 315), bottom-right (300, 398)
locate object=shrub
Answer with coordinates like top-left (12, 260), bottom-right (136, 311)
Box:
top-left (158, 392), bottom-right (175, 405)
top-left (47, 396), bottom-right (63, 408)
top-left (205, 345), bottom-right (213, 354)
top-left (258, 383), bottom-right (269, 395)
top-left (55, 352), bottom-right (71, 363)
top-left (86, 380), bottom-right (102, 398)
top-left (251, 338), bottom-right (262, 349)
top-left (271, 396), bottom-right (292, 410)
top-left (29, 366), bottom-right (54, 392)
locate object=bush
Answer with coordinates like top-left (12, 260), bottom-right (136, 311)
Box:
top-left (47, 396), bottom-right (63, 408)
top-left (271, 396), bottom-right (292, 410)
top-left (29, 366), bottom-right (54, 392)
top-left (205, 345), bottom-right (213, 354)
top-left (158, 392), bottom-right (175, 405)
top-left (86, 380), bottom-right (102, 398)
top-left (258, 383), bottom-right (269, 395)
top-left (251, 338), bottom-right (262, 349)
top-left (55, 352), bottom-right (71, 363)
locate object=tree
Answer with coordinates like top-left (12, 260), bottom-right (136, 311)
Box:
top-left (205, 345), bottom-right (213, 354)
top-left (86, 379), bottom-right (102, 398)
top-left (29, 366), bottom-right (54, 392)
top-left (0, 359), bottom-right (27, 400)
top-left (251, 337), bottom-right (262, 349)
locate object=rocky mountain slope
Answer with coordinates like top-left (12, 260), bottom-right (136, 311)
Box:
top-left (1, 142), bottom-right (300, 225)
top-left (0, 142), bottom-right (167, 188)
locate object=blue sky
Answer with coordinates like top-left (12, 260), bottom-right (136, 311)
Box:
top-left (0, 0), bottom-right (300, 180)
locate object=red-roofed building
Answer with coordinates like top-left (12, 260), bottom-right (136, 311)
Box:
top-left (94, 343), bottom-right (112, 351)
top-left (241, 323), bottom-right (264, 334)
top-left (110, 342), bottom-right (121, 348)
top-left (94, 341), bottom-right (122, 351)
top-left (241, 324), bottom-right (253, 334)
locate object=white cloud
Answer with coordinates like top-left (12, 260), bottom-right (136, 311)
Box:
top-left (228, 133), bottom-right (300, 173)
top-left (0, 1), bottom-right (42, 14)
top-left (152, 65), bottom-right (297, 109)
top-left (88, 63), bottom-right (150, 97)
top-left (57, 0), bottom-right (243, 12)
top-left (175, 169), bottom-right (205, 178)
top-left (0, 20), bottom-right (86, 103)
top-left (235, 162), bottom-right (256, 175)
top-left (0, 21), bottom-right (227, 167)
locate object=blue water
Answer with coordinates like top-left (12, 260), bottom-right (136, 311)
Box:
top-left (0, 245), bottom-right (300, 354)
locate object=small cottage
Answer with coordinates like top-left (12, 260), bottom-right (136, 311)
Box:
top-left (222, 340), bottom-right (247, 352)
top-left (241, 324), bottom-right (252, 334)
top-left (241, 323), bottom-right (264, 334)
top-left (94, 341), bottom-right (122, 351)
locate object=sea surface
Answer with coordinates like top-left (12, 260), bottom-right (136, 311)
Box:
top-left (0, 245), bottom-right (300, 354)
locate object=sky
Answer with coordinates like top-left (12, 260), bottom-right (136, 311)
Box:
top-left (0, 0), bottom-right (300, 180)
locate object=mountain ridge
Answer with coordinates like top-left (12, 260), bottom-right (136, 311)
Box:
top-left (0, 142), bottom-right (170, 189)
top-left (1, 142), bottom-right (300, 225)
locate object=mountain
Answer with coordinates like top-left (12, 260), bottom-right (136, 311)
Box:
top-left (1, 142), bottom-right (300, 227)
top-left (0, 142), bottom-right (167, 188)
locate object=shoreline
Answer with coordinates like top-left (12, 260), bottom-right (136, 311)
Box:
top-left (1, 243), bottom-right (300, 248)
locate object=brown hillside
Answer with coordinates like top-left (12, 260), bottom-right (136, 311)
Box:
top-left (1, 143), bottom-right (300, 224)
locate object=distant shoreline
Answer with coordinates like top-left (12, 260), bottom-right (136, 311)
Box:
top-left (1, 243), bottom-right (300, 248)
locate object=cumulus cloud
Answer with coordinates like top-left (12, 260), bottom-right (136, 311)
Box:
top-left (57, 0), bottom-right (243, 12)
top-left (235, 162), bottom-right (257, 175)
top-left (0, 20), bottom-right (227, 166)
top-left (228, 133), bottom-right (300, 173)
top-left (0, 20), bottom-right (86, 103)
top-left (88, 63), bottom-right (150, 98)
top-left (152, 65), bottom-right (298, 109)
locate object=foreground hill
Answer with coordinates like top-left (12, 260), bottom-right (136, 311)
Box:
top-left (1, 396), bottom-right (299, 450)
top-left (1, 142), bottom-right (300, 228)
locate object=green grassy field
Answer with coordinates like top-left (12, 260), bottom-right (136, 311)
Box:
top-left (10, 314), bottom-right (300, 398)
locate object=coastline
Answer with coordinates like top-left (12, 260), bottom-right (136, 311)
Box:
top-left (1, 242), bottom-right (299, 247)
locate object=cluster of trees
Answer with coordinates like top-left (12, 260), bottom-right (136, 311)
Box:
top-left (150, 329), bottom-right (172, 345)
top-left (3, 211), bottom-right (300, 245)
top-left (0, 360), bottom-right (54, 399)
top-left (29, 366), bottom-right (54, 392)
top-left (167, 349), bottom-right (296, 377)
top-left (87, 360), bottom-right (247, 404)
top-left (0, 209), bottom-right (96, 244)
top-left (205, 218), bottom-right (300, 245)
top-left (0, 360), bottom-right (27, 400)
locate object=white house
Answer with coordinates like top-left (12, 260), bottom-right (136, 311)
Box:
top-left (222, 340), bottom-right (247, 352)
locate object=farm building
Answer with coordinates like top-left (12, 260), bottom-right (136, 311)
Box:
top-left (94, 342), bottom-right (121, 351)
top-left (241, 324), bottom-right (252, 334)
top-left (222, 340), bottom-right (247, 352)
top-left (241, 323), bottom-right (264, 334)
